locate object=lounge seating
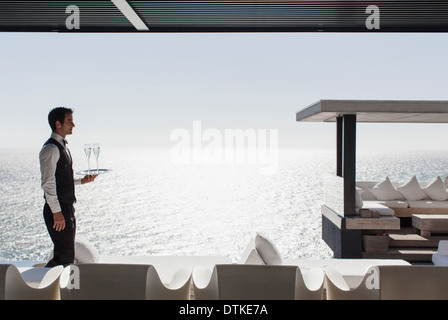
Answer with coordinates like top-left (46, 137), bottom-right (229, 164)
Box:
top-left (21, 233), bottom-right (447, 300)
top-left (60, 263), bottom-right (191, 300)
top-left (356, 176), bottom-right (448, 217)
top-left (324, 267), bottom-right (379, 300)
top-left (5, 258), bottom-right (448, 299)
top-left (0, 264), bottom-right (63, 300)
top-left (193, 264), bottom-right (324, 300)
top-left (432, 240), bottom-right (448, 266)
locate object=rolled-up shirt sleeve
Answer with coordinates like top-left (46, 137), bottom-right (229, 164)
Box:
top-left (39, 144), bottom-right (61, 213)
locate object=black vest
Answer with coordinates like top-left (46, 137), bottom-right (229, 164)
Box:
top-left (44, 138), bottom-right (76, 205)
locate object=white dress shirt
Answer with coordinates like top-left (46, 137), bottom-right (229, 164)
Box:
top-left (39, 132), bottom-right (82, 213)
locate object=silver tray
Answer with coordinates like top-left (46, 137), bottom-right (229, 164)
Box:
top-left (76, 169), bottom-right (112, 175)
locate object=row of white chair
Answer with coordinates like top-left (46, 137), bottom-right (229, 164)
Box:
top-left (2, 263), bottom-right (448, 300)
top-left (0, 263), bottom-right (192, 300)
top-left (1, 263), bottom-right (324, 300)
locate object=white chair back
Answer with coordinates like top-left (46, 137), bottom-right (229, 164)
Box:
top-left (378, 265), bottom-right (448, 300)
top-left (217, 264), bottom-right (298, 300)
top-left (146, 265), bottom-right (191, 300)
top-left (325, 266), bottom-right (380, 300)
top-left (295, 267), bottom-right (324, 300)
top-left (61, 264), bottom-right (149, 300)
top-left (1, 264), bottom-right (62, 300)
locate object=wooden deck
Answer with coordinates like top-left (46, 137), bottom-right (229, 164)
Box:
top-left (322, 205), bottom-right (448, 262)
top-left (362, 228), bottom-right (448, 263)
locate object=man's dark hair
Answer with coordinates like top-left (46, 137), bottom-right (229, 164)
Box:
top-left (48, 107), bottom-right (73, 132)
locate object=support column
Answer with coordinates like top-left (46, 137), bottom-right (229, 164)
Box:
top-left (336, 116), bottom-right (343, 177)
top-left (343, 114), bottom-right (356, 216)
top-left (324, 114), bottom-right (361, 258)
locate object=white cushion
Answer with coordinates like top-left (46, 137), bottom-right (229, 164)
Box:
top-left (238, 238), bottom-right (265, 265)
top-left (356, 181), bottom-right (377, 190)
top-left (432, 254), bottom-right (448, 266)
top-left (423, 176), bottom-right (448, 201)
top-left (368, 177), bottom-right (404, 201)
top-left (355, 187), bottom-right (364, 208)
top-left (361, 201), bottom-right (395, 216)
top-left (241, 249), bottom-right (265, 265)
top-left (74, 234), bottom-right (100, 263)
top-left (47, 234), bottom-right (99, 264)
top-left (396, 176), bottom-right (427, 201)
top-left (437, 240), bottom-right (448, 256)
top-left (407, 200), bottom-right (448, 209)
top-left (254, 233), bottom-right (282, 265)
top-left (356, 182), bottom-right (378, 200)
top-left (376, 200), bottom-right (409, 209)
top-left (438, 241), bottom-right (448, 255)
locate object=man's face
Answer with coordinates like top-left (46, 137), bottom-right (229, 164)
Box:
top-left (57, 113), bottom-right (75, 136)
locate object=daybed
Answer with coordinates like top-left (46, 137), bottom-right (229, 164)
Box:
top-left (356, 176), bottom-right (448, 218)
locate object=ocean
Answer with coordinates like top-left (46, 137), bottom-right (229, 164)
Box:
top-left (1, 148), bottom-right (448, 263)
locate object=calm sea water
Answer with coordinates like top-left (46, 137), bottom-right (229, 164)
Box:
top-left (1, 148), bottom-right (448, 262)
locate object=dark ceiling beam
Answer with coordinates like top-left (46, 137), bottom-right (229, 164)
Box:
top-left (1, 1), bottom-right (448, 33)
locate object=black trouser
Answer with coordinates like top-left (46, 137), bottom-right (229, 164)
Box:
top-left (43, 202), bottom-right (76, 267)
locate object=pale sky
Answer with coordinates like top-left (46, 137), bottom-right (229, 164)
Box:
top-left (1, 32), bottom-right (448, 153)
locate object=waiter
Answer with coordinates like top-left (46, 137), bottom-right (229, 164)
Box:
top-left (39, 107), bottom-right (97, 267)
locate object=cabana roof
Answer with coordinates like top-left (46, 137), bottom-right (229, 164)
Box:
top-left (296, 100), bottom-right (448, 123)
top-left (1, 1), bottom-right (448, 33)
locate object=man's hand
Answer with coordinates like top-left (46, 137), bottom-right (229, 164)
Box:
top-left (81, 174), bottom-right (98, 184)
top-left (53, 211), bottom-right (65, 231)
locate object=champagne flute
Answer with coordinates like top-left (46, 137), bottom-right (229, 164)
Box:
top-left (93, 143), bottom-right (100, 174)
top-left (84, 144), bottom-right (92, 175)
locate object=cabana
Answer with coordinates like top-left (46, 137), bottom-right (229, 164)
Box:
top-left (296, 100), bottom-right (448, 259)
